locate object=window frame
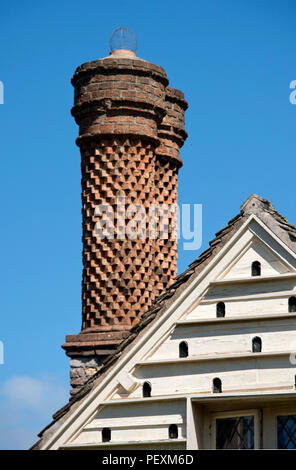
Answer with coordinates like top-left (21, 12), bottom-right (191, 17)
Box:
top-left (276, 411), bottom-right (296, 449)
top-left (210, 409), bottom-right (260, 450)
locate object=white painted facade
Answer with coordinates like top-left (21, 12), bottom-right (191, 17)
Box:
top-left (38, 214), bottom-right (296, 450)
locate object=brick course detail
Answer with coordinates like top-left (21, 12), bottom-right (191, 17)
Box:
top-left (62, 54), bottom-right (187, 395)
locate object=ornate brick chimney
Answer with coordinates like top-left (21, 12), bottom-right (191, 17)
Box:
top-left (63, 29), bottom-right (187, 394)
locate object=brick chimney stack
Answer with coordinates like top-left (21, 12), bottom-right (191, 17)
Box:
top-left (63, 30), bottom-right (187, 395)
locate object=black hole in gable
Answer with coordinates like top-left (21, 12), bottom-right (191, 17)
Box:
top-left (251, 261), bottom-right (261, 277)
top-left (252, 336), bottom-right (262, 353)
top-left (169, 424), bottom-right (178, 439)
top-left (216, 302), bottom-right (225, 318)
top-left (143, 381), bottom-right (151, 397)
top-left (102, 428), bottom-right (111, 442)
top-left (289, 297), bottom-right (296, 313)
top-left (179, 341), bottom-right (188, 358)
top-left (213, 378), bottom-right (222, 393)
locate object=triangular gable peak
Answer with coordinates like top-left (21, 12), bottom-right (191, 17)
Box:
top-left (221, 238), bottom-right (291, 279)
top-left (36, 195), bottom-right (296, 450)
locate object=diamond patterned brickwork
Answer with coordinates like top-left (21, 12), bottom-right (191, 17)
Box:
top-left (63, 53), bottom-right (187, 394)
top-left (80, 137), bottom-right (157, 331)
top-left (153, 157), bottom-right (179, 295)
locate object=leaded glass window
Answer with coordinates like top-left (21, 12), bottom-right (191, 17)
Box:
top-left (216, 415), bottom-right (254, 449)
top-left (277, 415), bottom-right (296, 449)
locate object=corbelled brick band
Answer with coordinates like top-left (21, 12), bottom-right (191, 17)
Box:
top-left (63, 53), bottom-right (187, 395)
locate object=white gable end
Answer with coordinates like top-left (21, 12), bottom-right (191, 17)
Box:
top-left (40, 215), bottom-right (296, 450)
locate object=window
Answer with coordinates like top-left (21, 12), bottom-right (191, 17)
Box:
top-left (216, 415), bottom-right (254, 449)
top-left (213, 377), bottom-right (222, 393)
top-left (179, 341), bottom-right (188, 358)
top-left (169, 424), bottom-right (178, 439)
top-left (289, 297), bottom-right (296, 313)
top-left (143, 381), bottom-right (151, 397)
top-left (102, 428), bottom-right (111, 442)
top-left (216, 302), bottom-right (225, 318)
top-left (251, 261), bottom-right (261, 277)
top-left (277, 415), bottom-right (296, 449)
top-left (252, 336), bottom-right (262, 353)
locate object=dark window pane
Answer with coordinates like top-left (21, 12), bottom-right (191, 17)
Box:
top-left (277, 415), bottom-right (296, 449)
top-left (216, 416), bottom-right (254, 449)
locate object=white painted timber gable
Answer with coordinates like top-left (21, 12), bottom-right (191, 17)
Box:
top-left (40, 214), bottom-right (296, 450)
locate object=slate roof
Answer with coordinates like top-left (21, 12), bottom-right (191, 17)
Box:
top-left (32, 194), bottom-right (296, 449)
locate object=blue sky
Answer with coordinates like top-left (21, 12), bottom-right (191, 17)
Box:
top-left (0, 0), bottom-right (295, 449)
